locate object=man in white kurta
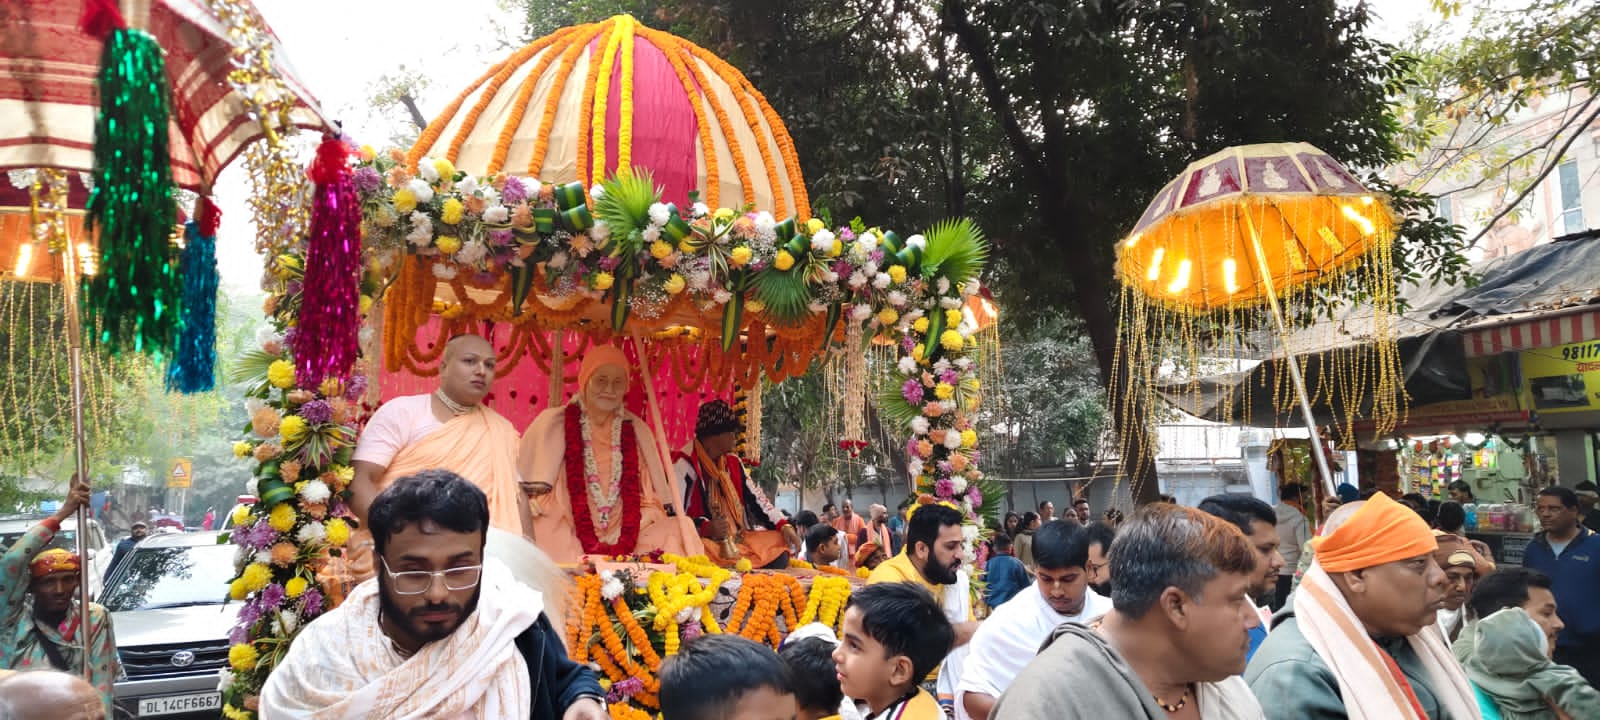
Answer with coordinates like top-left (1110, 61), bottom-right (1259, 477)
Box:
top-left (958, 520), bottom-right (1112, 720)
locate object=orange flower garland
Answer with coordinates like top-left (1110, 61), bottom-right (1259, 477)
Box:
top-left (677, 53), bottom-right (751, 207)
top-left (640, 25), bottom-right (720, 208)
top-left (527, 25), bottom-right (607, 177)
top-left (489, 28), bottom-right (578, 174)
top-left (589, 19), bottom-right (629, 186)
top-left (689, 43), bottom-right (787, 218)
top-left (615, 19), bottom-right (636, 173)
top-left (446, 40), bottom-right (552, 165)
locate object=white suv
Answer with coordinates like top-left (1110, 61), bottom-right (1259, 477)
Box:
top-left (0, 513), bottom-right (113, 597)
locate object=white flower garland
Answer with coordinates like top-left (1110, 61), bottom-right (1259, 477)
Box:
top-left (577, 398), bottom-right (625, 541)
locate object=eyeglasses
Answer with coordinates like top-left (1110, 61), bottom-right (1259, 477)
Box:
top-left (379, 557), bottom-right (483, 595)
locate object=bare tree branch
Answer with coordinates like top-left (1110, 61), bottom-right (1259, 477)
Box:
top-left (1464, 101), bottom-right (1600, 248)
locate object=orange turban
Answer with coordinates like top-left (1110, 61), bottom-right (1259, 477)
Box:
top-left (855, 542), bottom-right (882, 566)
top-left (578, 344), bottom-right (630, 390)
top-left (29, 548), bottom-right (80, 578)
top-left (1310, 492), bottom-right (1437, 572)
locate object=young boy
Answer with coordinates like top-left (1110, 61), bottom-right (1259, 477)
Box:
top-left (660, 634), bottom-right (797, 720)
top-left (832, 583), bottom-right (953, 720)
top-left (806, 522), bottom-right (843, 567)
top-left (781, 636), bottom-right (846, 720)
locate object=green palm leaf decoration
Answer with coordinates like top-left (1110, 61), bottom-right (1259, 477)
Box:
top-left (228, 349), bottom-right (278, 398)
top-left (875, 380), bottom-right (923, 431)
top-left (752, 265), bottom-right (814, 325)
top-left (919, 218), bottom-right (989, 288)
top-left (593, 167), bottom-right (658, 259)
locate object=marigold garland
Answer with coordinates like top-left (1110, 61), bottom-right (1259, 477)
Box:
top-left (677, 54), bottom-right (750, 206)
top-left (589, 19), bottom-right (628, 185)
top-left (528, 25), bottom-right (607, 177)
top-left (690, 43), bottom-right (787, 217)
top-left (615, 21), bottom-right (636, 173)
top-left (641, 26), bottom-right (720, 207)
top-left (489, 27), bottom-right (578, 173)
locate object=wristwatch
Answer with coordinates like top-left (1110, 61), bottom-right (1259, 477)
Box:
top-left (577, 693), bottom-right (608, 713)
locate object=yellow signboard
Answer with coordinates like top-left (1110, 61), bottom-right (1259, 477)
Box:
top-left (1520, 340), bottom-right (1600, 414)
top-left (166, 458), bottom-right (193, 489)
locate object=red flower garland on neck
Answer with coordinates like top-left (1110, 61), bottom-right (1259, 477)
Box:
top-left (564, 401), bottom-right (643, 556)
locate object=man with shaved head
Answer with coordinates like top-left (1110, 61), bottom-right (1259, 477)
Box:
top-left (1246, 494), bottom-right (1480, 719)
top-left (0, 670), bottom-right (105, 719)
top-left (336, 334), bottom-right (534, 589)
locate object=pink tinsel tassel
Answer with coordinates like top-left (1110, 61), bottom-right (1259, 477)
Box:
top-left (295, 135), bottom-right (361, 389)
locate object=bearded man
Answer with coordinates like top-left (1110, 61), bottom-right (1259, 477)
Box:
top-left (262, 470), bottom-right (605, 719)
top-left (0, 478), bottom-right (119, 716)
top-left (673, 399), bottom-right (796, 568)
top-left (1246, 493), bottom-right (1481, 720)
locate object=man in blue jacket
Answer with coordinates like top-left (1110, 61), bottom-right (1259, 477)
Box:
top-left (1523, 485), bottom-right (1600, 687)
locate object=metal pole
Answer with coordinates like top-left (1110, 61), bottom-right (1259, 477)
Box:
top-left (59, 231), bottom-right (92, 678)
top-left (1240, 208), bottom-right (1339, 498)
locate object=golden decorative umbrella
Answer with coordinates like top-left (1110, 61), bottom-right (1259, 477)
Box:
top-left (1113, 142), bottom-right (1404, 494)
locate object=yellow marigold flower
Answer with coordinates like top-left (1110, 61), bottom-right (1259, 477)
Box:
top-left (650, 240), bottom-right (674, 260)
top-left (440, 198), bottom-right (464, 225)
top-left (857, 567), bottom-right (871, 579)
top-left (945, 309), bottom-right (963, 327)
top-left (878, 308), bottom-right (899, 325)
top-left (232, 441), bottom-right (252, 459)
top-left (279, 415), bottom-right (308, 444)
top-left (715, 207), bottom-right (737, 221)
top-left (806, 218), bottom-right (825, 234)
top-left (325, 518), bottom-right (351, 548)
top-left (829, 240), bottom-right (843, 258)
top-left (392, 188), bottom-right (418, 214)
top-left (773, 250), bottom-right (796, 271)
top-left (230, 504), bottom-right (252, 527)
top-left (912, 317), bottom-right (929, 333)
top-left (268, 503), bottom-right (297, 533)
top-left (359, 294), bottom-right (374, 315)
top-left (888, 265), bottom-right (907, 284)
top-left (285, 576), bottom-right (309, 599)
top-left (335, 465), bottom-right (355, 484)
top-left (228, 643), bottom-right (259, 672)
top-left (735, 558), bottom-right (753, 572)
top-left (729, 246), bottom-right (753, 266)
top-left (961, 429), bottom-right (979, 449)
top-left (935, 382), bottom-right (956, 400)
top-left (436, 235), bottom-right (462, 255)
top-left (940, 329), bottom-right (964, 351)
top-left (241, 562), bottom-right (273, 592)
top-left (267, 360), bottom-right (296, 390)
top-left (663, 274), bottom-right (687, 295)
top-left (432, 157), bottom-right (456, 181)
top-left (912, 344), bottom-right (926, 363)
top-left (228, 578), bottom-right (248, 601)
top-left (592, 271), bottom-right (615, 291)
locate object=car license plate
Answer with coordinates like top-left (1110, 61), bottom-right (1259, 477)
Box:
top-left (138, 691), bottom-right (220, 716)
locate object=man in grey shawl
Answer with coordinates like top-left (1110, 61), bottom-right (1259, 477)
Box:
top-left (991, 504), bottom-right (1265, 720)
top-left (1464, 607), bottom-right (1600, 720)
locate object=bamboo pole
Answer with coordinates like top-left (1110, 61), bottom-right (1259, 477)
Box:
top-left (59, 230), bottom-right (92, 678)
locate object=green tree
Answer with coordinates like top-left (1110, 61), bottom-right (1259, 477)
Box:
top-left (982, 316), bottom-right (1108, 480)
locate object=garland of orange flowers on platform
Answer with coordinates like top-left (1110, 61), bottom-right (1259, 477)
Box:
top-left (406, 63), bottom-right (500, 170)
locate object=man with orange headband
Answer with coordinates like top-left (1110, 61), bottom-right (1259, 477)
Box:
top-left (336, 334), bottom-right (535, 591)
top-left (1246, 493), bottom-right (1481, 720)
top-left (0, 478), bottom-right (120, 716)
top-left (521, 343), bottom-right (701, 562)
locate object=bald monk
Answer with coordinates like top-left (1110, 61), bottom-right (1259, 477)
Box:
top-left (519, 344), bottom-right (701, 563)
top-left (333, 334), bottom-right (535, 592)
top-left (0, 670), bottom-right (105, 720)
top-left (1246, 493), bottom-right (1481, 720)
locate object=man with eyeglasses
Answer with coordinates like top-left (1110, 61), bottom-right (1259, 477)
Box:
top-left (958, 520), bottom-right (1111, 720)
top-left (262, 470), bottom-right (605, 719)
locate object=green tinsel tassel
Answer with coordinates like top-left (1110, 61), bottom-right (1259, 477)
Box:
top-left (84, 28), bottom-right (180, 356)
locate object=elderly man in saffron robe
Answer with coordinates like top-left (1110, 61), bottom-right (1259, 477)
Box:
top-left (0, 478), bottom-right (120, 717)
top-left (673, 398), bottom-right (797, 568)
top-left (520, 344), bottom-right (700, 563)
top-left (333, 334), bottom-right (535, 595)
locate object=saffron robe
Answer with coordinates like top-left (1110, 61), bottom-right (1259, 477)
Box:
top-left (673, 443), bottom-right (791, 568)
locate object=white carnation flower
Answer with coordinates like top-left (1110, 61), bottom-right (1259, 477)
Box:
top-left (217, 669), bottom-right (234, 693)
top-left (299, 479), bottom-right (331, 504)
top-left (255, 550), bottom-right (273, 565)
top-left (754, 211), bottom-right (776, 235)
top-left (590, 221), bottom-right (611, 243)
top-left (642, 225), bottom-right (662, 243)
top-left (910, 417), bottom-right (931, 435)
top-left (600, 570), bottom-right (625, 601)
top-left (688, 271), bottom-right (712, 290)
top-left (820, 269), bottom-right (839, 283)
top-left (944, 430), bottom-right (964, 450)
top-left (406, 214), bottom-right (434, 246)
top-left (456, 176), bottom-right (478, 196)
top-left (407, 178), bottom-right (434, 204)
top-left (855, 234), bottom-right (879, 254)
top-left (933, 359), bottom-right (952, 374)
top-left (940, 297), bottom-right (963, 310)
top-left (810, 229), bottom-right (835, 253)
top-left (952, 476), bottom-right (969, 494)
top-left (713, 289), bottom-right (733, 304)
top-left (897, 356), bottom-right (918, 375)
top-left (936, 277), bottom-right (951, 294)
top-left (692, 202), bottom-right (710, 218)
top-left (482, 205), bottom-right (510, 224)
top-left (906, 234), bottom-right (927, 250)
top-left (431, 263), bottom-right (458, 280)
top-left (850, 303), bottom-right (873, 321)
top-left (908, 459), bottom-right (923, 478)
top-left (455, 241), bottom-right (489, 266)
top-left (295, 522), bottom-right (327, 545)
top-left (872, 273), bottom-right (891, 290)
top-left (862, 261), bottom-right (879, 277)
top-left (590, 184), bottom-right (605, 200)
top-left (418, 159), bottom-right (440, 183)
top-left (888, 291), bottom-right (908, 308)
top-left (648, 202), bottom-right (671, 227)
top-left (955, 357), bottom-right (974, 371)
top-left (280, 612), bottom-right (299, 634)
top-left (847, 271), bottom-right (868, 289)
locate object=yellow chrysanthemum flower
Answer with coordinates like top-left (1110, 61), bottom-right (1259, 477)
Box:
top-left (592, 271), bottom-right (615, 291)
top-left (773, 250), bottom-right (795, 271)
top-left (888, 265), bottom-right (907, 284)
top-left (877, 308), bottom-right (899, 325)
top-left (945, 309), bottom-right (963, 327)
top-left (335, 465), bottom-right (355, 484)
top-left (268, 503), bottom-right (297, 533)
top-left (325, 518), bottom-right (351, 547)
top-left (392, 188), bottom-right (418, 214)
top-left (806, 218), bottom-right (825, 234)
top-left (829, 240), bottom-right (844, 258)
top-left (230, 504), bottom-right (253, 527)
top-left (729, 246), bottom-right (753, 266)
top-left (432, 158), bottom-right (456, 181)
top-left (435, 235), bottom-right (462, 255)
top-left (279, 415), bottom-right (308, 444)
top-left (285, 576), bottom-right (309, 599)
top-left (650, 240), bottom-right (674, 260)
top-left (678, 238), bottom-right (697, 254)
top-left (961, 429), bottom-right (979, 449)
top-left (940, 329), bottom-right (964, 351)
top-left (912, 344), bottom-right (926, 363)
top-left (228, 578), bottom-right (248, 601)
top-left (232, 441), bottom-right (252, 459)
top-left (267, 360), bottom-right (296, 390)
top-left (934, 382), bottom-right (956, 400)
top-left (663, 274), bottom-right (687, 295)
top-left (440, 198), bottom-right (464, 225)
top-left (228, 643), bottom-right (259, 672)
top-left (912, 317), bottom-right (929, 333)
top-left (735, 558), bottom-right (754, 572)
top-left (715, 207), bottom-right (737, 221)
top-left (241, 562), bottom-right (273, 592)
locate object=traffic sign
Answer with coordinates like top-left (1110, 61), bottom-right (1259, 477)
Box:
top-left (166, 458), bottom-right (193, 489)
